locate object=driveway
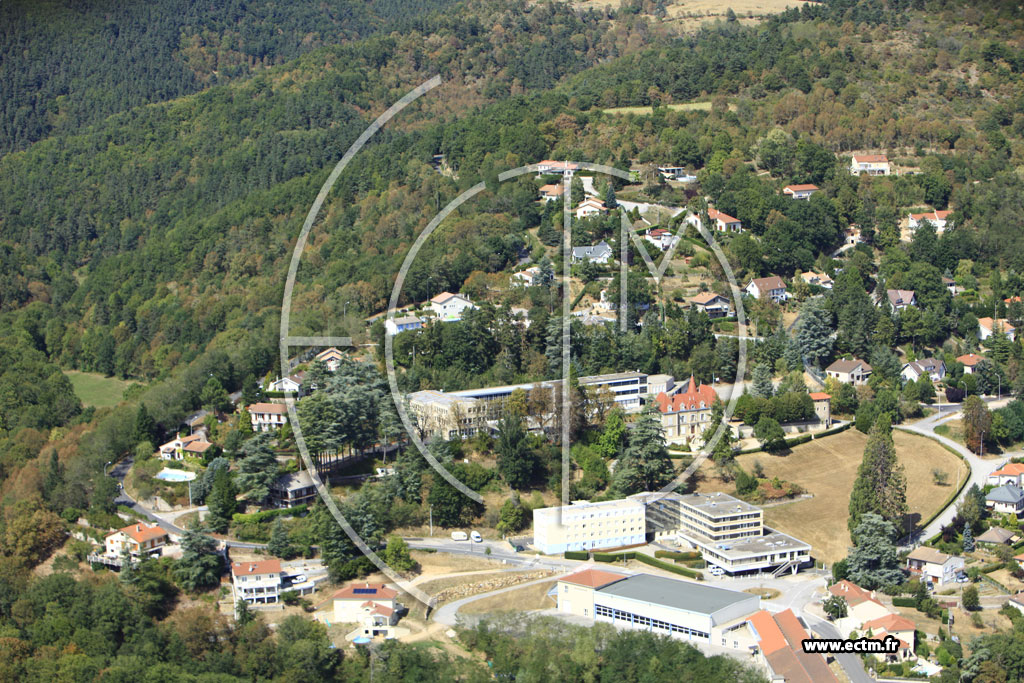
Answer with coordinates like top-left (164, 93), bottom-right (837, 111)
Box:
top-left (897, 403), bottom-right (1010, 547)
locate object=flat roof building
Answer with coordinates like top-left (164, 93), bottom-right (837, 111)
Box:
top-left (534, 498), bottom-right (646, 554)
top-left (556, 568), bottom-right (761, 650)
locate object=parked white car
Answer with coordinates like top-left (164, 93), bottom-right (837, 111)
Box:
top-left (471, 531), bottom-right (482, 543)
top-left (451, 531), bottom-right (468, 541)
top-left (708, 566), bottom-right (725, 576)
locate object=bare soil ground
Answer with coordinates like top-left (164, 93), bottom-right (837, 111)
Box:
top-left (459, 579), bottom-right (558, 614)
top-left (695, 429), bottom-right (967, 564)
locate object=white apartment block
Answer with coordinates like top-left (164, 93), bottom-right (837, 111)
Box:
top-left (533, 498), bottom-right (646, 554)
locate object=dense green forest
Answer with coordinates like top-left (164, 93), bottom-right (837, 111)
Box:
top-left (4, 2), bottom-right (1024, 679)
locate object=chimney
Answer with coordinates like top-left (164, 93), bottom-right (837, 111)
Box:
top-left (136, 525), bottom-right (141, 532)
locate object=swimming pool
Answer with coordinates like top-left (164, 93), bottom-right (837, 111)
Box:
top-left (155, 468), bottom-right (197, 482)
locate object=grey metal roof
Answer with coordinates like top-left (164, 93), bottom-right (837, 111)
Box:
top-left (572, 241), bottom-right (612, 260)
top-left (987, 484), bottom-right (1024, 504)
top-left (596, 573), bottom-right (755, 618)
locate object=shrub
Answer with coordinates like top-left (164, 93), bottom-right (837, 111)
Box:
top-left (653, 550), bottom-right (701, 562)
top-left (564, 550), bottom-right (589, 561)
top-left (892, 597), bottom-right (918, 608)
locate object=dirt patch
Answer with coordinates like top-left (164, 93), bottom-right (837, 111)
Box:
top-left (698, 429), bottom-right (967, 564)
top-left (418, 570), bottom-right (553, 604)
top-left (460, 580), bottom-right (558, 614)
top-left (744, 587), bottom-right (781, 600)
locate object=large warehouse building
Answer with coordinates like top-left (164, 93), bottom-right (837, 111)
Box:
top-left (556, 568), bottom-right (760, 650)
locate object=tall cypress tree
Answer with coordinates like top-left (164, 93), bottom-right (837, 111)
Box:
top-left (848, 416), bottom-right (907, 536)
top-left (206, 467), bottom-right (237, 533)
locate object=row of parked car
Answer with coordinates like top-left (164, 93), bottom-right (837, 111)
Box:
top-left (451, 531), bottom-right (483, 542)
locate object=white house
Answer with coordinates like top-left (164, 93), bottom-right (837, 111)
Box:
top-left (988, 463), bottom-right (1024, 488)
top-left (708, 207), bottom-right (742, 232)
top-left (782, 184), bottom-right (819, 200)
top-left (575, 197), bottom-right (607, 219)
top-left (645, 227), bottom-right (679, 251)
top-left (957, 353), bottom-right (983, 374)
top-left (104, 523), bottom-right (168, 559)
top-left (908, 210), bottom-right (952, 233)
top-left (799, 271), bottom-right (833, 289)
top-left (825, 358), bottom-right (872, 385)
top-left (232, 559), bottom-right (282, 604)
top-left (979, 317), bottom-right (1016, 342)
top-left (268, 375), bottom-right (302, 394)
top-left (744, 276), bottom-right (787, 303)
top-left (900, 358), bottom-right (945, 383)
top-left (571, 240), bottom-right (613, 264)
top-left (536, 160), bottom-right (578, 177)
top-left (987, 484), bottom-right (1024, 516)
top-left (884, 289), bottom-right (916, 311)
top-left (385, 315), bottom-right (424, 336)
top-left (689, 292), bottom-right (732, 319)
top-left (332, 582), bottom-right (402, 633)
top-left (906, 546), bottom-right (965, 586)
top-left (539, 184), bottom-right (564, 202)
top-left (158, 432), bottom-right (213, 461)
top-left (511, 267), bottom-right (539, 287)
top-left (246, 403), bottom-right (288, 431)
top-left (828, 580), bottom-right (893, 635)
top-left (850, 154), bottom-right (891, 176)
top-left (314, 347), bottom-right (345, 372)
top-left (430, 292), bottom-right (475, 322)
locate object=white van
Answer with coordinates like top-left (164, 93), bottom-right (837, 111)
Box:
top-left (470, 531), bottom-right (482, 543)
top-left (450, 531), bottom-right (468, 541)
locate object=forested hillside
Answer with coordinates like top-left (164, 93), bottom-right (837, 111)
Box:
top-left (3, 0), bottom-right (1024, 628)
top-left (0, 0), bottom-right (461, 153)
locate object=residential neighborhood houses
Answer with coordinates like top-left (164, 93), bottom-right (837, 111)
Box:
top-left (782, 183), bottom-right (819, 199)
top-left (158, 431), bottom-right (214, 460)
top-left (900, 357), bottom-right (945, 383)
top-left (744, 276), bottom-right (788, 303)
top-left (905, 546), bottom-right (965, 587)
top-left (384, 315), bottom-right (424, 336)
top-left (575, 197), bottom-right (607, 219)
top-left (849, 153), bottom-right (891, 176)
top-left (430, 291), bottom-right (475, 321)
top-left (908, 209), bottom-right (952, 233)
top-left (825, 358), bottom-right (872, 385)
top-left (688, 291), bottom-right (732, 318)
top-left (978, 316), bottom-right (1016, 342)
top-left (883, 288), bottom-right (917, 311)
top-left (104, 522), bottom-right (168, 560)
top-left (798, 270), bottom-right (833, 289)
top-left (246, 402), bottom-right (289, 431)
top-left (571, 240), bottom-right (613, 264)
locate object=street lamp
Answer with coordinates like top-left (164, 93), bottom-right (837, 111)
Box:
top-left (429, 504), bottom-right (433, 537)
top-left (104, 460), bottom-right (113, 476)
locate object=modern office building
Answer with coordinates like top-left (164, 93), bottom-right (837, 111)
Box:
top-left (533, 498), bottom-right (647, 554)
top-left (556, 569), bottom-right (761, 650)
top-left (628, 491), bottom-right (811, 575)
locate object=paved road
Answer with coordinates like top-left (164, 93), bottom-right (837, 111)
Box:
top-left (897, 403), bottom-right (1011, 547)
top-left (804, 615), bottom-right (875, 683)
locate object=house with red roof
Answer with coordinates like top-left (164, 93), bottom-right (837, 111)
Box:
top-left (536, 160), bottom-right (578, 177)
top-left (828, 580), bottom-right (890, 633)
top-left (850, 153), bottom-right (891, 176)
top-left (644, 227), bottom-right (679, 251)
top-left (689, 291), bottom-right (732, 319)
top-left (748, 609), bottom-right (839, 683)
top-left (979, 316), bottom-right (1016, 342)
top-left (810, 392), bottom-right (832, 427)
top-left (988, 462), bottom-right (1024, 488)
top-left (708, 207), bottom-right (743, 232)
top-left (656, 377), bottom-right (719, 443)
top-left (158, 431), bottom-right (213, 460)
top-left (957, 353), bottom-right (983, 374)
top-left (858, 613), bottom-right (917, 663)
top-left (332, 582), bottom-right (402, 632)
top-left (539, 183), bottom-right (564, 202)
top-left (231, 559), bottom-right (282, 604)
top-left (783, 184), bottom-right (819, 200)
top-left (104, 522), bottom-right (169, 559)
top-left (908, 209), bottom-right (952, 233)
top-left (246, 402), bottom-right (288, 432)
top-left (744, 276), bottom-right (788, 303)
top-left (430, 291), bottom-right (476, 322)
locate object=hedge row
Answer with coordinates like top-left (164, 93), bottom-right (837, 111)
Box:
top-left (892, 597), bottom-right (918, 608)
top-left (564, 550), bottom-right (589, 561)
top-left (633, 553), bottom-right (703, 580)
top-left (232, 505), bottom-right (307, 525)
top-left (593, 551), bottom-right (631, 563)
top-left (978, 561), bottom-right (1005, 574)
top-left (654, 550), bottom-right (701, 562)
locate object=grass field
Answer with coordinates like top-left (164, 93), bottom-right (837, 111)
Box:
top-left (602, 101), bottom-right (713, 116)
top-left (66, 370), bottom-right (136, 408)
top-left (696, 429), bottom-right (967, 564)
top-left (460, 580), bottom-right (557, 614)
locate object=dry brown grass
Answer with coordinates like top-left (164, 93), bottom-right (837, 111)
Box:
top-left (460, 580), bottom-right (558, 614)
top-left (745, 587), bottom-right (781, 600)
top-left (568, 0), bottom-right (811, 30)
top-left (696, 429), bottom-right (967, 564)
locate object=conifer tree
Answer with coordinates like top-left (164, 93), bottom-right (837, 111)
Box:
top-left (848, 416), bottom-right (907, 535)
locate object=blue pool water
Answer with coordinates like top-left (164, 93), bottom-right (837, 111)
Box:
top-left (155, 468), bottom-right (196, 482)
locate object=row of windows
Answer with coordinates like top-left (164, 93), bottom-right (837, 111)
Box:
top-left (593, 604), bottom-right (709, 639)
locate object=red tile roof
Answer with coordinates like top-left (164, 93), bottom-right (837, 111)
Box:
top-left (361, 600), bottom-right (395, 616)
top-left (828, 580), bottom-right (882, 607)
top-left (783, 184), bottom-right (819, 192)
top-left (809, 392), bottom-right (831, 401)
top-left (909, 210), bottom-right (952, 221)
top-left (539, 184), bottom-right (564, 196)
top-left (979, 316), bottom-right (1015, 332)
top-left (708, 207), bottom-right (740, 224)
top-left (655, 377), bottom-right (717, 413)
top-left (333, 582), bottom-right (399, 601)
top-left (231, 559), bottom-right (281, 577)
top-left (184, 440), bottom-right (213, 453)
top-left (749, 609), bottom-right (839, 683)
top-left (956, 353), bottom-right (983, 366)
top-left (852, 154), bottom-right (888, 163)
top-left (992, 463), bottom-right (1024, 477)
top-left (246, 402), bottom-right (288, 415)
top-left (863, 613), bottom-right (916, 633)
top-left (558, 568), bottom-right (627, 589)
top-left (110, 523), bottom-right (168, 544)
top-left (690, 291), bottom-right (727, 305)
